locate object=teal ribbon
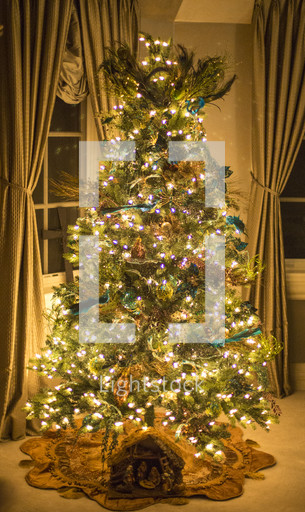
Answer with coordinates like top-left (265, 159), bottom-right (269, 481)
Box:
top-left (212, 326), bottom-right (262, 347)
top-left (236, 241), bottom-right (248, 251)
top-left (100, 202), bottom-right (157, 215)
top-left (226, 215), bottom-right (245, 233)
top-left (185, 96), bottom-right (205, 114)
top-left (69, 291), bottom-right (109, 316)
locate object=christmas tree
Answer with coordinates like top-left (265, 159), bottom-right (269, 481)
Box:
top-left (26, 34), bottom-right (281, 462)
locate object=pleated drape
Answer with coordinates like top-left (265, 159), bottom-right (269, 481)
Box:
top-left (57, 4), bottom-right (89, 104)
top-left (0, 0), bottom-right (73, 439)
top-left (247, 0), bottom-right (305, 397)
top-left (78, 0), bottom-right (139, 139)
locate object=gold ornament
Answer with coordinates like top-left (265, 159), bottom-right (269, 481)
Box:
top-left (131, 237), bottom-right (146, 259)
top-left (113, 364), bottom-right (144, 405)
top-left (156, 282), bottom-right (174, 301)
top-left (161, 222), bottom-right (173, 237)
top-left (114, 370), bottom-right (130, 405)
top-left (89, 358), bottom-right (105, 375)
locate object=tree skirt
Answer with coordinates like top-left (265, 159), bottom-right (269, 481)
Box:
top-left (20, 423), bottom-right (276, 510)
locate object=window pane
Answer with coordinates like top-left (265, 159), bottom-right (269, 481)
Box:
top-left (50, 97), bottom-right (81, 132)
top-left (33, 168), bottom-right (44, 203)
top-left (281, 202), bottom-right (305, 258)
top-left (282, 140), bottom-right (305, 197)
top-left (287, 300), bottom-right (305, 363)
top-left (48, 137), bottom-right (79, 202)
top-left (48, 207), bottom-right (79, 273)
top-left (35, 209), bottom-right (44, 270)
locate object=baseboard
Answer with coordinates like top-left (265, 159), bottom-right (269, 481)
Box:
top-left (290, 363), bottom-right (305, 391)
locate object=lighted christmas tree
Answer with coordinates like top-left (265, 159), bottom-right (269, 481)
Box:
top-left (26, 34), bottom-right (281, 461)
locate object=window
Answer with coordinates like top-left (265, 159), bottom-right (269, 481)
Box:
top-left (281, 139), bottom-right (305, 271)
top-left (34, 97), bottom-right (86, 277)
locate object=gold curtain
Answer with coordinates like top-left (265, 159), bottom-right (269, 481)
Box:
top-left (0, 0), bottom-right (73, 440)
top-left (247, 0), bottom-right (305, 397)
top-left (78, 0), bottom-right (139, 139)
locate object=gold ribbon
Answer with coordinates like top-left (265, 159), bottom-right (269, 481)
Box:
top-left (0, 176), bottom-right (32, 195)
top-left (250, 171), bottom-right (279, 197)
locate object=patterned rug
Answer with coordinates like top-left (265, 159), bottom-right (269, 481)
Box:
top-left (20, 423), bottom-right (276, 510)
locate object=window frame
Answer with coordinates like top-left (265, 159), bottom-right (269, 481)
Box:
top-left (280, 135), bottom-right (305, 274)
top-left (35, 99), bottom-right (87, 278)
top-left (280, 137), bottom-right (305, 298)
top-left (280, 197), bottom-right (305, 274)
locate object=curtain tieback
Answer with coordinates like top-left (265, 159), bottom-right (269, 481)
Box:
top-left (0, 177), bottom-right (32, 196)
top-left (250, 171), bottom-right (279, 197)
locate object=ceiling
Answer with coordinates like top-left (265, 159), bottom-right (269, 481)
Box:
top-left (139, 0), bottom-right (255, 24)
top-left (139, 0), bottom-right (182, 21)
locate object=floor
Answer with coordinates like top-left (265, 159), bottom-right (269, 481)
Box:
top-left (0, 392), bottom-right (304, 512)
